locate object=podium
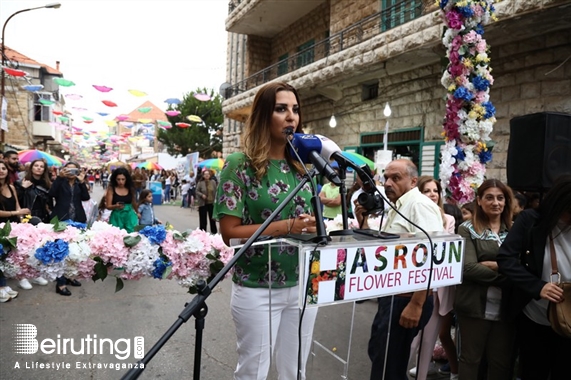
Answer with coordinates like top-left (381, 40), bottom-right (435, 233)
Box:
top-left (230, 232), bottom-right (465, 379)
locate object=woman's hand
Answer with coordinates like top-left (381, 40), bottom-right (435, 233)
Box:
top-left (21, 179), bottom-right (33, 189)
top-left (16, 208), bottom-right (31, 216)
top-left (540, 282), bottom-right (564, 303)
top-left (77, 170), bottom-right (86, 183)
top-left (291, 213), bottom-right (316, 234)
top-left (480, 261), bottom-right (498, 271)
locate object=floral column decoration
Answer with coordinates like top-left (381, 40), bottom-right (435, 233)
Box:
top-left (438, 0), bottom-right (498, 204)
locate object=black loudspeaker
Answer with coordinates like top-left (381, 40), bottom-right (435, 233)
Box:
top-left (507, 112), bottom-right (571, 191)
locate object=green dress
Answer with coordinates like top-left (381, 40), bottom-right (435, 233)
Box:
top-left (214, 152), bottom-right (314, 288)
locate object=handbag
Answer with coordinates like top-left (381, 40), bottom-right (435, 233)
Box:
top-left (546, 234), bottom-right (571, 338)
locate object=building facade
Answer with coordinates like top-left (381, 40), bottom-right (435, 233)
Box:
top-left (221, 0), bottom-right (571, 181)
top-left (1, 46), bottom-right (65, 152)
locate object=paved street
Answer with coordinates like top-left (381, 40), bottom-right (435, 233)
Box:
top-left (0, 185), bottom-right (445, 380)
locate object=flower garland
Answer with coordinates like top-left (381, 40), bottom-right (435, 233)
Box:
top-left (0, 220), bottom-right (234, 294)
top-left (438, 0), bottom-right (498, 204)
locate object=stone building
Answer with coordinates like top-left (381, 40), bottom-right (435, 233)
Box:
top-left (221, 0), bottom-right (571, 182)
top-left (1, 46), bottom-right (65, 151)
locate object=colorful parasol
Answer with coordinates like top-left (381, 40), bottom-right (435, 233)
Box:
top-left (197, 158), bottom-right (224, 172)
top-left (102, 100), bottom-right (117, 107)
top-left (187, 115), bottom-right (202, 123)
top-left (175, 122), bottom-right (191, 128)
top-left (22, 84), bottom-right (44, 92)
top-left (164, 98), bottom-right (181, 105)
top-left (136, 161), bottom-right (163, 171)
top-left (129, 89), bottom-right (147, 97)
top-left (338, 151), bottom-right (375, 170)
top-left (3, 67), bottom-right (27, 77)
top-left (194, 93), bottom-right (211, 102)
top-left (93, 85), bottom-right (113, 92)
top-left (53, 78), bottom-right (75, 87)
top-left (165, 110), bottom-right (181, 117)
top-left (18, 150), bottom-right (65, 167)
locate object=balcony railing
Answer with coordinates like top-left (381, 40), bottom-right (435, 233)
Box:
top-left (224, 0), bottom-right (424, 99)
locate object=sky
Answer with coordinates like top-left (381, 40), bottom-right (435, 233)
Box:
top-left (1, 0), bottom-right (229, 131)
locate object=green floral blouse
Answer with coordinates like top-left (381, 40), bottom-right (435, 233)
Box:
top-left (214, 152), bottom-right (314, 288)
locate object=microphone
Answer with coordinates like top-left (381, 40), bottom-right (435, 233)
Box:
top-left (288, 133), bottom-right (342, 186)
top-left (289, 133), bottom-right (371, 181)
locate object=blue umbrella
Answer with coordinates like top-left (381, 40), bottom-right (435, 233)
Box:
top-left (164, 98), bottom-right (181, 105)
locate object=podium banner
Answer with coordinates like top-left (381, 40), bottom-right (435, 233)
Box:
top-left (299, 233), bottom-right (464, 307)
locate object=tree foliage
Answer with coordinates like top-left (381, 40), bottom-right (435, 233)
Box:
top-left (158, 88), bottom-right (223, 158)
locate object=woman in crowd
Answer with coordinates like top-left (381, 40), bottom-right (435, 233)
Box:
top-left (455, 179), bottom-right (516, 379)
top-left (49, 162), bottom-right (90, 296)
top-left (497, 175), bottom-right (571, 379)
top-left (0, 161), bottom-right (30, 302)
top-left (196, 169), bottom-right (218, 234)
top-left (461, 201), bottom-right (475, 221)
top-left (409, 176), bottom-right (458, 380)
top-left (16, 159), bottom-right (52, 290)
top-left (106, 167), bottom-right (139, 233)
top-left (214, 82), bottom-right (318, 379)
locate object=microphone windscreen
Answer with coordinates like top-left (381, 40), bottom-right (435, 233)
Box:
top-left (290, 134), bottom-right (324, 163)
top-left (314, 135), bottom-right (342, 161)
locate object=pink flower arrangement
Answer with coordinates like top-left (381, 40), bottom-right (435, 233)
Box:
top-left (438, 0), bottom-right (498, 204)
top-left (0, 220), bottom-right (234, 294)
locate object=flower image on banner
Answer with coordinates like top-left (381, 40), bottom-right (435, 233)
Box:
top-left (438, 0), bottom-right (497, 204)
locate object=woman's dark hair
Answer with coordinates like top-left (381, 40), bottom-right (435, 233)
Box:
top-left (0, 161), bottom-right (11, 205)
top-left (443, 203), bottom-right (463, 233)
top-left (473, 179), bottom-right (514, 233)
top-left (109, 167), bottom-right (135, 190)
top-left (138, 189), bottom-right (153, 206)
top-left (537, 175), bottom-right (571, 235)
top-left (25, 159), bottom-right (52, 188)
top-left (64, 161), bottom-right (80, 169)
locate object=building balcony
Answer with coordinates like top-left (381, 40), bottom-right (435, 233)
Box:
top-left (227, 0), bottom-right (326, 38)
top-left (32, 120), bottom-right (57, 141)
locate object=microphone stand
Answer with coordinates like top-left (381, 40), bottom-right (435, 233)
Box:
top-left (329, 161), bottom-right (353, 236)
top-left (121, 170), bottom-right (326, 380)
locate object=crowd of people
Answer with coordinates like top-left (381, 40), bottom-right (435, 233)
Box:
top-left (1, 81), bottom-right (569, 380)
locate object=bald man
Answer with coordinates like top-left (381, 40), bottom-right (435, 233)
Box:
top-left (368, 159), bottom-right (444, 380)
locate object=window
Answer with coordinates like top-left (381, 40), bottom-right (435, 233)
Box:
top-left (34, 93), bottom-right (53, 122)
top-left (277, 53), bottom-right (289, 76)
top-left (382, 0), bottom-right (422, 31)
top-left (296, 40), bottom-right (315, 69)
top-left (361, 80), bottom-right (379, 101)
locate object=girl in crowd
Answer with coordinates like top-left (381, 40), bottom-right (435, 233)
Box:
top-left (0, 161), bottom-right (30, 302)
top-left (138, 189), bottom-right (160, 226)
top-left (455, 179), bottom-right (516, 380)
top-left (409, 176), bottom-right (458, 380)
top-left (196, 169), bottom-right (218, 234)
top-left (106, 167), bottom-right (138, 233)
top-left (214, 82), bottom-right (318, 379)
top-left (16, 159), bottom-right (52, 290)
top-left (461, 201), bottom-right (475, 221)
top-left (498, 175), bottom-right (571, 379)
top-left (49, 161), bottom-right (90, 296)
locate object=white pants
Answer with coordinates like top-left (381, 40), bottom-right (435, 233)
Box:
top-left (231, 283), bottom-right (318, 380)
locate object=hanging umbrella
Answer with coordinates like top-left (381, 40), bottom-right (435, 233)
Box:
top-left (339, 151), bottom-right (375, 170)
top-left (18, 150), bottom-right (65, 167)
top-left (165, 110), bottom-right (181, 117)
top-left (137, 162), bottom-right (163, 171)
top-left (197, 158), bottom-right (224, 172)
top-left (53, 78), bottom-right (75, 87)
top-left (22, 84), bottom-right (44, 92)
top-left (187, 115), bottom-right (202, 123)
top-left (194, 93), bottom-right (211, 102)
top-left (164, 98), bottom-right (181, 105)
top-left (93, 85), bottom-right (113, 92)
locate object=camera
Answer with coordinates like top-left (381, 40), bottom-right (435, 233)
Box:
top-left (67, 168), bottom-right (79, 176)
top-left (356, 164), bottom-right (384, 214)
top-left (357, 191), bottom-right (384, 214)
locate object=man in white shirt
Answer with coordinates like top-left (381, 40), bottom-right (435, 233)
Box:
top-left (368, 159), bottom-right (443, 380)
